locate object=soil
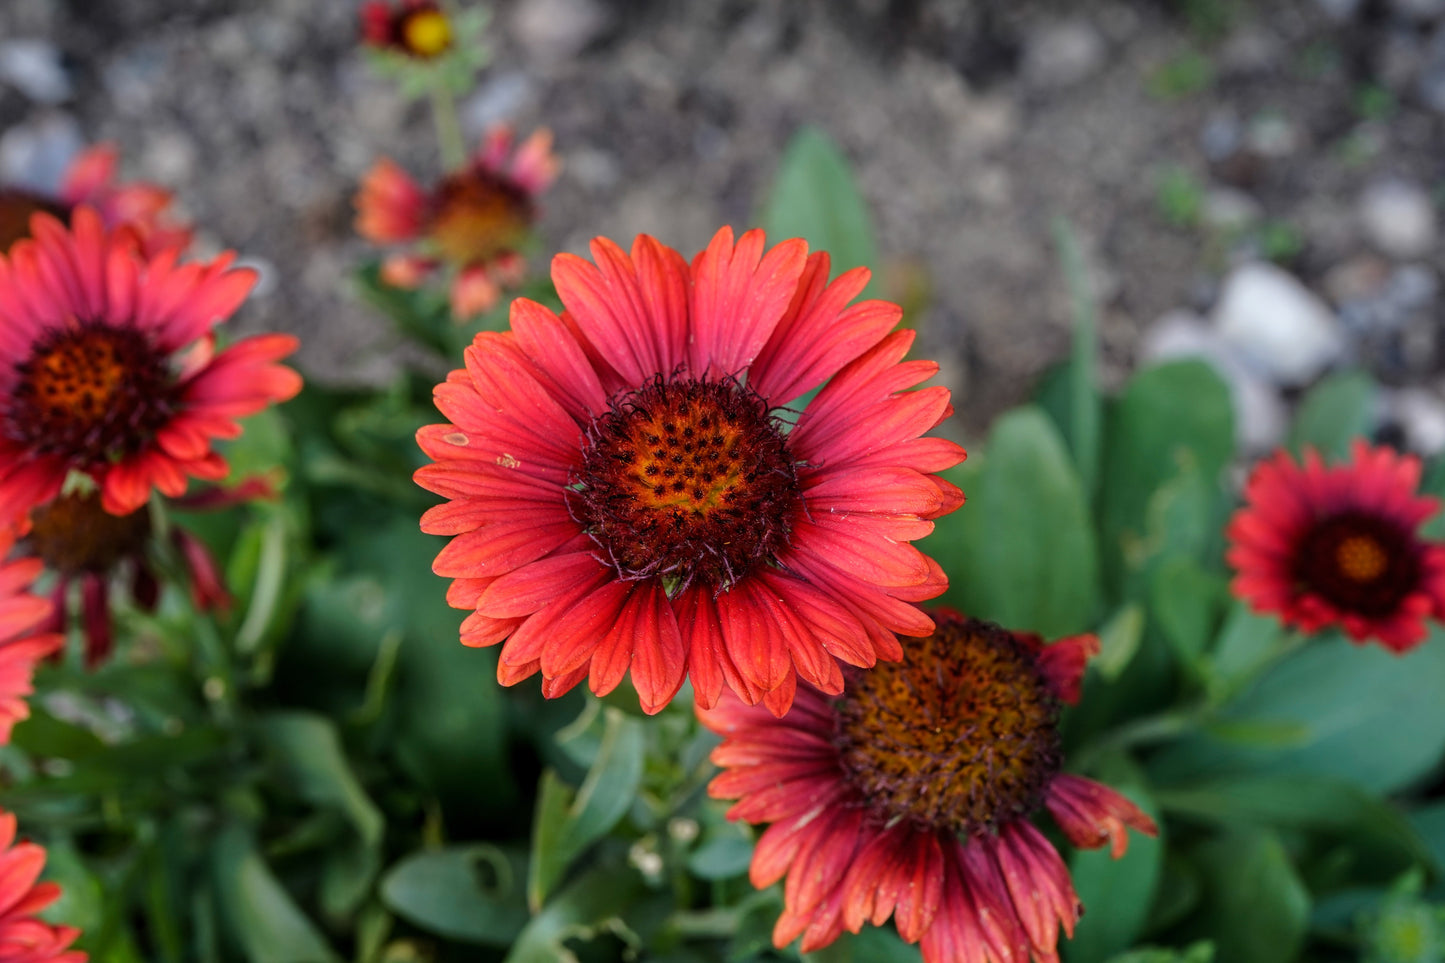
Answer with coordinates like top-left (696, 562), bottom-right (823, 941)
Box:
top-left (1, 0), bottom-right (1441, 439)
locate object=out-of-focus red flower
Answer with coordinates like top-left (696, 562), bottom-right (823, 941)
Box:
top-left (356, 125), bottom-right (559, 318)
top-left (361, 0), bottom-right (454, 59)
top-left (0, 207), bottom-right (301, 522)
top-left (0, 809), bottom-right (86, 961)
top-left (0, 529), bottom-right (62, 743)
top-left (0, 144), bottom-right (190, 255)
top-left (1227, 440), bottom-right (1445, 652)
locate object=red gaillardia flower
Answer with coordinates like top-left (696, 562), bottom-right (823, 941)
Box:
top-left (699, 614), bottom-right (1157, 962)
top-left (361, 0), bottom-right (454, 59)
top-left (0, 809), bottom-right (86, 962)
top-left (26, 480), bottom-right (269, 667)
top-left (0, 207), bottom-right (302, 521)
top-left (356, 126), bottom-right (559, 318)
top-left (0, 530), bottom-right (63, 744)
top-left (415, 227), bottom-right (966, 716)
top-left (0, 144), bottom-right (191, 255)
top-left (1226, 440), bottom-right (1445, 652)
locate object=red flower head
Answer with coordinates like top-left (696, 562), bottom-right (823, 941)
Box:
top-left (0, 810), bottom-right (86, 962)
top-left (361, 0), bottom-right (454, 59)
top-left (0, 207), bottom-right (302, 522)
top-left (356, 125), bottom-right (559, 318)
top-left (1226, 440), bottom-right (1445, 652)
top-left (0, 144), bottom-right (191, 256)
top-left (415, 226), bottom-right (966, 716)
top-left (0, 530), bottom-right (62, 744)
top-left (26, 479), bottom-right (274, 668)
top-left (699, 613), bottom-right (1156, 962)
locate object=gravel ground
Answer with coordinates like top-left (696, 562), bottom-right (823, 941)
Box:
top-left (1, 0), bottom-right (1443, 442)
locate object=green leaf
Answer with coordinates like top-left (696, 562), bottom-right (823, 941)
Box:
top-left (931, 407), bottom-right (1100, 636)
top-left (345, 520), bottom-right (517, 813)
top-left (1152, 630), bottom-right (1445, 793)
top-left (1422, 458), bottom-right (1445, 540)
top-left (1051, 218), bottom-right (1103, 497)
top-left (255, 712), bottom-right (383, 845)
top-left (504, 864), bottom-right (646, 963)
top-left (379, 845), bottom-right (529, 945)
top-left (1289, 371), bottom-right (1376, 460)
top-left (1066, 779), bottom-right (1164, 963)
top-left (1150, 556), bottom-right (1223, 671)
top-left (687, 835), bottom-right (754, 881)
top-left (1192, 829), bottom-right (1309, 963)
top-left (528, 707), bottom-right (646, 910)
top-left (1107, 943), bottom-right (1214, 963)
top-left (761, 127), bottom-right (880, 292)
top-left (40, 837), bottom-right (105, 939)
top-left (1095, 603), bottom-right (1146, 681)
top-left (1203, 601), bottom-right (1285, 703)
top-left (1408, 802), bottom-right (1445, 871)
top-left (211, 825), bottom-right (339, 963)
top-left (1098, 360), bottom-right (1234, 597)
top-left (1156, 774), bottom-right (1434, 871)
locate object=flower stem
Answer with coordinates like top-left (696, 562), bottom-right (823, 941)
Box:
top-left (430, 83), bottom-right (466, 170)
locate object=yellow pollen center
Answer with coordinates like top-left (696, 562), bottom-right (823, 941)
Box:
top-left (402, 8), bottom-right (452, 57)
top-left (1337, 534), bottom-right (1389, 583)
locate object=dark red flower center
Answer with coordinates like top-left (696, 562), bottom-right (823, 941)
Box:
top-left (399, 5), bottom-right (452, 57)
top-left (5, 322), bottom-right (177, 468)
top-left (570, 375), bottom-right (801, 593)
top-left (1294, 511), bottom-right (1420, 617)
top-left (834, 615), bottom-right (1062, 836)
top-left (27, 491), bottom-right (150, 574)
top-left (0, 189), bottom-right (68, 254)
top-left (429, 170), bottom-right (532, 267)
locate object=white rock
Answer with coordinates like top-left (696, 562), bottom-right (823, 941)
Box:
top-left (1202, 187), bottom-right (1263, 233)
top-left (1316, 0), bottom-right (1364, 21)
top-left (1142, 310), bottom-right (1288, 454)
top-left (1212, 262), bottom-right (1345, 385)
top-left (1359, 178), bottom-right (1438, 259)
top-left (462, 72), bottom-right (535, 136)
top-left (1388, 388), bottom-right (1445, 454)
top-left (1021, 20), bottom-right (1107, 89)
top-left (0, 39), bottom-right (70, 104)
top-left (0, 113), bottom-right (82, 194)
top-left (512, 0), bottom-right (611, 64)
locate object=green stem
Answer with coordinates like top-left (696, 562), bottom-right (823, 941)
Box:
top-left (430, 84), bottom-right (466, 169)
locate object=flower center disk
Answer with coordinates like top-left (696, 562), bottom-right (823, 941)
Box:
top-left (1295, 511), bottom-right (1418, 616)
top-left (572, 376), bottom-right (800, 592)
top-left (400, 6), bottom-right (452, 57)
top-left (430, 171), bottom-right (533, 266)
top-left (28, 492), bottom-right (151, 574)
top-left (6, 323), bottom-right (176, 466)
top-left (834, 617), bottom-right (1063, 836)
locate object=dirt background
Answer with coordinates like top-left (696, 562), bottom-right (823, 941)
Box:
top-left (0, 0), bottom-right (1441, 439)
